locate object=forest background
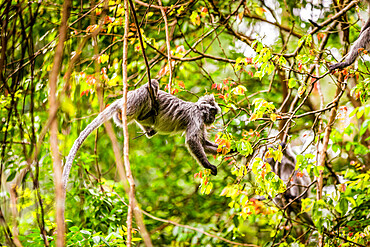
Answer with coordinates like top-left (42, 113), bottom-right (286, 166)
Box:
top-left (1, 0), bottom-right (370, 246)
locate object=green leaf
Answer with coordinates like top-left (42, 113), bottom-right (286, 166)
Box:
top-left (360, 119), bottom-right (370, 136)
top-left (92, 236), bottom-right (101, 244)
top-left (7, 171), bottom-right (16, 182)
top-left (278, 56), bottom-right (287, 65)
top-left (256, 42), bottom-right (263, 52)
top-left (357, 106), bottom-right (364, 119)
top-left (349, 107), bottom-right (357, 117)
top-left (69, 226), bottom-right (79, 232)
top-left (80, 230), bottom-right (91, 236)
top-left (288, 78), bottom-right (297, 88)
top-left (335, 198), bottom-right (348, 216)
top-left (298, 37), bottom-right (305, 46)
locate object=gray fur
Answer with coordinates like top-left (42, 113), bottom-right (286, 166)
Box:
top-left (329, 18), bottom-right (370, 71)
top-left (265, 143), bottom-right (313, 224)
top-left (63, 79), bottom-right (221, 189)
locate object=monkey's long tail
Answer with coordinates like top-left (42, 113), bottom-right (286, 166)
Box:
top-left (62, 100), bottom-right (121, 189)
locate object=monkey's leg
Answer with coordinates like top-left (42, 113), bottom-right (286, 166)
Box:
top-left (186, 133), bottom-right (217, 175)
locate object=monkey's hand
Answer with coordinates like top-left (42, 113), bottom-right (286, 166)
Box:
top-left (146, 129), bottom-right (157, 138)
top-left (209, 164), bottom-right (217, 176)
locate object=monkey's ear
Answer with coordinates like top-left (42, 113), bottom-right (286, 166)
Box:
top-left (206, 94), bottom-right (216, 102)
top-left (198, 94), bottom-right (216, 104)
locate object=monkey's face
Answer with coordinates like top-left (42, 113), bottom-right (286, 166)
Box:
top-left (198, 95), bottom-right (220, 125)
top-left (204, 106), bottom-right (218, 125)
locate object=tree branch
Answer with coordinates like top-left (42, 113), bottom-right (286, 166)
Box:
top-left (47, 0), bottom-right (72, 245)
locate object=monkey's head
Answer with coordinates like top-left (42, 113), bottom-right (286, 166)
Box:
top-left (197, 94), bottom-right (221, 125)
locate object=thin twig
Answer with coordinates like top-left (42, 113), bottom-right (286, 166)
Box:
top-left (128, 0), bottom-right (156, 111)
top-left (122, 0), bottom-right (134, 244)
top-left (123, 1), bottom-right (153, 245)
top-left (141, 210), bottom-right (260, 247)
top-left (48, 0), bottom-right (72, 245)
top-left (158, 0), bottom-right (173, 92)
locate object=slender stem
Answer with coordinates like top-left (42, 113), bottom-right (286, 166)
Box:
top-left (317, 78), bottom-right (346, 246)
top-left (48, 0), bottom-right (71, 245)
top-left (158, 0), bottom-right (173, 92)
top-left (128, 0), bottom-right (156, 109)
top-left (122, 0), bottom-right (134, 245)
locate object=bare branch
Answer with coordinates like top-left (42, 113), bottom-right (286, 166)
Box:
top-left (47, 0), bottom-right (72, 245)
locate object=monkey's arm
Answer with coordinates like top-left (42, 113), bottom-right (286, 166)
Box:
top-left (186, 125), bottom-right (217, 175)
top-left (62, 100), bottom-right (122, 189)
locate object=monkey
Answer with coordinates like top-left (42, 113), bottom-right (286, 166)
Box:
top-left (329, 4), bottom-right (370, 71)
top-left (264, 143), bottom-right (313, 225)
top-left (62, 79), bottom-right (221, 189)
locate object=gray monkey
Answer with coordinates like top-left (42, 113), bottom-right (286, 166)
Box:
top-left (265, 143), bottom-right (313, 225)
top-left (329, 10), bottom-right (370, 71)
top-left (63, 79), bottom-right (221, 189)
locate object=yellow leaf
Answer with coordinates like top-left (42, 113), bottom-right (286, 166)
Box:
top-left (264, 151), bottom-right (273, 159)
top-left (298, 85), bottom-right (306, 97)
top-left (107, 73), bottom-right (119, 86)
top-left (205, 182), bottom-right (213, 194)
top-left (270, 113), bottom-right (276, 122)
top-left (117, 6), bottom-right (124, 16)
top-left (232, 85), bottom-right (247, 95)
top-left (238, 12), bottom-right (243, 21)
top-left (276, 150), bottom-right (283, 163)
top-left (220, 187), bottom-right (229, 196)
top-left (249, 113), bottom-right (258, 121)
top-left (99, 54), bottom-right (109, 64)
top-left (255, 7), bottom-right (266, 16)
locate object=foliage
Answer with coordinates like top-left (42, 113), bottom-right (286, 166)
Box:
top-left (1, 0), bottom-right (370, 246)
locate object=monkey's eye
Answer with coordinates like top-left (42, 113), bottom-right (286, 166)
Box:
top-left (117, 111), bottom-right (122, 120)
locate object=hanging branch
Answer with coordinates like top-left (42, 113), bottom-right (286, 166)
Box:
top-left (316, 78), bottom-right (346, 247)
top-left (47, 0), bottom-right (72, 245)
top-left (9, 186), bottom-right (22, 247)
top-left (128, 0), bottom-right (157, 112)
top-left (122, 0), bottom-right (134, 245)
top-left (157, 0), bottom-right (173, 92)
